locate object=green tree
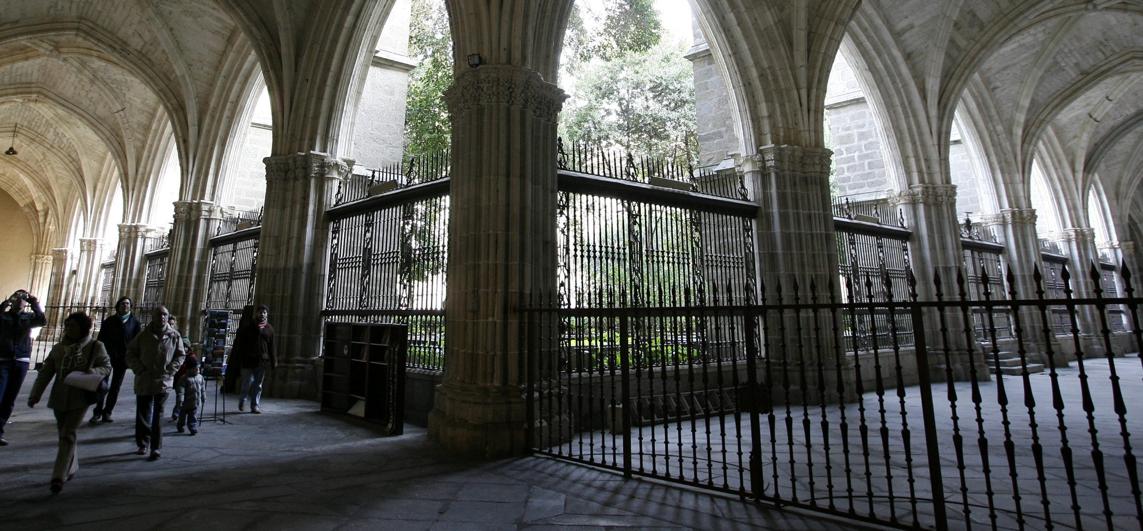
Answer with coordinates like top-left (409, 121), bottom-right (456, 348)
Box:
top-left (559, 39), bottom-right (697, 167)
top-left (403, 0), bottom-right (452, 158)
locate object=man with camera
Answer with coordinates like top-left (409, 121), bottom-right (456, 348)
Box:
top-left (0, 290), bottom-right (47, 446)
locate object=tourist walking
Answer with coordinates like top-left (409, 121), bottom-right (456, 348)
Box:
top-left (91, 296), bottom-right (141, 424)
top-left (26, 312), bottom-right (111, 493)
top-left (0, 289), bottom-right (47, 446)
top-left (126, 305), bottom-right (185, 460)
top-left (176, 356), bottom-right (205, 435)
top-left (167, 315), bottom-right (195, 420)
top-left (234, 304), bottom-right (276, 414)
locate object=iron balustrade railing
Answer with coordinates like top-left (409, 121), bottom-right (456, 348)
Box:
top-left (557, 137), bottom-right (739, 199)
top-left (335, 152), bottom-right (451, 206)
top-left (30, 304), bottom-right (120, 365)
top-left (835, 213), bottom-right (914, 350)
top-left (140, 249), bottom-right (168, 312)
top-left (325, 174), bottom-right (449, 372)
top-left (215, 208), bottom-right (262, 236)
top-left (963, 240), bottom-right (1010, 341)
top-left (98, 261), bottom-right (115, 307)
top-left (202, 226), bottom-right (261, 351)
top-left (526, 262), bottom-right (1143, 531)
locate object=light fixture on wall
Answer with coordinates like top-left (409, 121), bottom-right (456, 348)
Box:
top-left (4, 124), bottom-right (16, 156)
top-left (466, 53), bottom-right (483, 68)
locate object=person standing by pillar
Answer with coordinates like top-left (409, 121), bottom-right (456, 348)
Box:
top-left (0, 289), bottom-right (47, 446)
top-left (126, 305), bottom-right (185, 460)
top-left (26, 312), bottom-right (111, 493)
top-left (235, 304), bottom-right (275, 414)
top-left (91, 296), bottom-right (141, 424)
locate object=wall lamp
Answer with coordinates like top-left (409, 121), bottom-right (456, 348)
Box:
top-left (467, 53), bottom-right (483, 68)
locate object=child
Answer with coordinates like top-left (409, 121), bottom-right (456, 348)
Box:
top-left (170, 351), bottom-right (199, 421)
top-left (176, 356), bottom-right (206, 435)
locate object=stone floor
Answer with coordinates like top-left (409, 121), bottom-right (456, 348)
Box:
top-left (0, 372), bottom-right (856, 531)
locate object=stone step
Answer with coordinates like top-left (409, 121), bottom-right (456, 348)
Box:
top-left (992, 357), bottom-right (1027, 367)
top-left (990, 363), bottom-right (1045, 376)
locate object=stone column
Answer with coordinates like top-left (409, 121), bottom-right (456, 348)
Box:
top-left (1057, 227), bottom-right (1105, 356)
top-left (113, 223), bottom-right (164, 305)
top-left (166, 201), bottom-right (224, 341)
top-left (256, 152), bottom-right (349, 399)
top-left (427, 65), bottom-right (565, 458)
top-left (744, 145), bottom-right (838, 292)
top-left (27, 254), bottom-right (53, 300)
top-left (47, 248), bottom-right (71, 328)
top-left (890, 184), bottom-right (984, 379)
top-left (986, 208), bottom-right (1065, 366)
top-left (739, 146), bottom-right (854, 400)
top-left (74, 238), bottom-right (103, 307)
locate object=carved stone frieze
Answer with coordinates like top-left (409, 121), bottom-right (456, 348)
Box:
top-left (984, 208), bottom-right (1037, 227)
top-left (1059, 227), bottom-right (1096, 243)
top-left (751, 145), bottom-right (834, 180)
top-left (889, 183), bottom-right (958, 207)
top-left (263, 152), bottom-right (351, 183)
top-left (173, 200), bottom-right (224, 222)
top-left (444, 65), bottom-right (567, 122)
top-left (78, 238), bottom-right (101, 252)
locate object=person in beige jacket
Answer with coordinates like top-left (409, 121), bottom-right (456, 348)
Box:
top-left (126, 306), bottom-right (185, 461)
top-left (27, 312), bottom-right (111, 493)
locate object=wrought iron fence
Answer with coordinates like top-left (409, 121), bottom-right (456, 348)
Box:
top-left (30, 304), bottom-right (116, 365)
top-left (835, 206), bottom-right (914, 351)
top-left (557, 137), bottom-right (739, 199)
top-left (98, 260), bottom-right (114, 308)
top-left (324, 173), bottom-right (449, 371)
top-left (215, 208), bottom-right (262, 236)
top-left (140, 250), bottom-right (168, 313)
top-left (526, 262), bottom-right (1143, 531)
top-left (963, 242), bottom-right (1010, 341)
top-left (335, 152), bottom-right (451, 206)
top-left (202, 227), bottom-right (260, 351)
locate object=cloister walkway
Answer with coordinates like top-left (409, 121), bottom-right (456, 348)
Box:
top-left (0, 372), bottom-right (850, 530)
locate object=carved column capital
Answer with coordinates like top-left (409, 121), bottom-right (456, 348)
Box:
top-left (754, 144), bottom-right (833, 180)
top-left (30, 253), bottom-right (52, 266)
top-left (263, 152), bottom-right (351, 183)
top-left (984, 208), bottom-right (1037, 227)
top-left (889, 183), bottom-right (958, 207)
top-left (1059, 227), bottom-right (1096, 243)
top-left (173, 200), bottom-right (224, 222)
top-left (50, 247), bottom-right (69, 262)
top-left (78, 238), bottom-right (101, 252)
top-left (444, 65), bottom-right (567, 122)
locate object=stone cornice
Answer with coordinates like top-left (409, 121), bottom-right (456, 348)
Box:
top-left (889, 183), bottom-right (958, 207)
top-left (264, 152), bottom-right (351, 183)
top-left (444, 65), bottom-right (567, 122)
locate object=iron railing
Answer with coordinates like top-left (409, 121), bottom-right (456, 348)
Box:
top-left (526, 262), bottom-right (1143, 531)
top-left (202, 226), bottom-right (260, 351)
top-left (98, 260), bottom-right (115, 308)
top-left (324, 169), bottom-right (450, 371)
top-left (31, 304), bottom-right (119, 365)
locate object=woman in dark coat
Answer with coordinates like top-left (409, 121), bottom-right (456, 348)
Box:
top-left (233, 304), bottom-right (276, 414)
top-left (27, 312), bottom-right (111, 493)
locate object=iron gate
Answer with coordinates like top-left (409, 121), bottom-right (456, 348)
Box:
top-left (527, 262), bottom-right (1143, 530)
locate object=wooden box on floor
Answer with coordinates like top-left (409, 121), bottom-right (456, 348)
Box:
top-left (321, 322), bottom-right (407, 435)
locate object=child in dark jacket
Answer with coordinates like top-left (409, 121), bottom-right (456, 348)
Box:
top-left (176, 357), bottom-right (206, 435)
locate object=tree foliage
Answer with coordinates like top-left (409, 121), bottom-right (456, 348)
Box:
top-left (402, 0), bottom-right (697, 166)
top-left (559, 40), bottom-right (696, 166)
top-left (403, 0), bottom-right (452, 159)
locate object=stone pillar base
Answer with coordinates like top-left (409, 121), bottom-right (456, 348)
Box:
top-left (928, 348), bottom-right (991, 382)
top-left (429, 382), bottom-right (532, 458)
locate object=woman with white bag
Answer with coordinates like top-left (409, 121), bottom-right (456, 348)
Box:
top-left (26, 312), bottom-right (111, 493)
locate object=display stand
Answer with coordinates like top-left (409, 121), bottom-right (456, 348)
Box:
top-left (199, 366), bottom-right (229, 424)
top-left (321, 322), bottom-right (407, 435)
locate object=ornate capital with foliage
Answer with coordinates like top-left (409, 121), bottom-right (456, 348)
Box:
top-left (263, 152), bottom-right (351, 183)
top-left (890, 183), bottom-right (958, 206)
top-left (444, 65), bottom-right (567, 122)
top-left (750, 145), bottom-right (834, 181)
top-left (984, 208), bottom-right (1037, 227)
top-left (173, 200), bottom-right (223, 222)
top-left (1059, 227), bottom-right (1096, 243)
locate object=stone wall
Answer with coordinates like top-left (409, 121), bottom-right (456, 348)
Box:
top-left (350, 0), bottom-right (415, 170)
top-left (686, 41), bottom-right (740, 168)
